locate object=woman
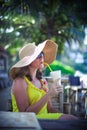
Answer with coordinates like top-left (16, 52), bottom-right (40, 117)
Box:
top-left (10, 39), bottom-right (78, 120)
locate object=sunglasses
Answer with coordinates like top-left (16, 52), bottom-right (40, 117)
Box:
top-left (36, 52), bottom-right (44, 59)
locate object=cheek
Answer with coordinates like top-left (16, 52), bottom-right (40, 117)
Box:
top-left (31, 60), bottom-right (40, 68)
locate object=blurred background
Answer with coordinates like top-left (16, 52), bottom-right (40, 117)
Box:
top-left (0, 0), bottom-right (87, 117)
top-left (0, 0), bottom-right (87, 76)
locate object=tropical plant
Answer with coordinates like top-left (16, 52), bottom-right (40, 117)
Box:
top-left (45, 60), bottom-right (75, 76)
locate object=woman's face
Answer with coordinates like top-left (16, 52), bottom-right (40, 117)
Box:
top-left (30, 52), bottom-right (44, 70)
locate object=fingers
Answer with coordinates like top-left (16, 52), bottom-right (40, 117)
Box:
top-left (49, 82), bottom-right (63, 97)
top-left (55, 85), bottom-right (63, 93)
top-left (55, 87), bottom-right (63, 93)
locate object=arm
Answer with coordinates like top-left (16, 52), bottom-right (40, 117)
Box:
top-left (47, 99), bottom-right (60, 113)
top-left (12, 78), bottom-right (56, 114)
top-left (46, 78), bottom-right (63, 113)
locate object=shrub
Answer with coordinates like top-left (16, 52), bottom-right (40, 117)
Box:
top-left (44, 60), bottom-right (75, 76)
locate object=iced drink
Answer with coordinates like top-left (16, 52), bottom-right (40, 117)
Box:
top-left (50, 70), bottom-right (61, 86)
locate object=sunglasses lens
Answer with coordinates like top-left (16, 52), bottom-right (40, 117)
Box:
top-left (37, 52), bottom-right (44, 59)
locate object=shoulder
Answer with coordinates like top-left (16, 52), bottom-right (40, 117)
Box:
top-left (12, 77), bottom-right (28, 92)
top-left (14, 77), bottom-right (27, 85)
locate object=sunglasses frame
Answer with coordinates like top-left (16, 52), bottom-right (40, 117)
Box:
top-left (36, 52), bottom-right (44, 59)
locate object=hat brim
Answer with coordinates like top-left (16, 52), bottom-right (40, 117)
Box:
top-left (43, 40), bottom-right (58, 64)
top-left (10, 39), bottom-right (58, 79)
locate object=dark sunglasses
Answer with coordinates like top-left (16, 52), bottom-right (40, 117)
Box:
top-left (36, 52), bottom-right (44, 59)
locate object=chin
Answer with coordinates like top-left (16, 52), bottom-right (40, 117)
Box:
top-left (40, 64), bottom-right (44, 70)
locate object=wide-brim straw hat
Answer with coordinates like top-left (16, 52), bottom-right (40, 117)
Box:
top-left (10, 39), bottom-right (58, 79)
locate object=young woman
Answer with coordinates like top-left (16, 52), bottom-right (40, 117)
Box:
top-left (10, 39), bottom-right (78, 120)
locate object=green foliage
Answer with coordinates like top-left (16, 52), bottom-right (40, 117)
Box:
top-left (0, 0), bottom-right (86, 56)
top-left (45, 60), bottom-right (75, 76)
top-left (0, 0), bottom-right (86, 74)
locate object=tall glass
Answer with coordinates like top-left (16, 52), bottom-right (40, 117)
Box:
top-left (50, 70), bottom-right (61, 86)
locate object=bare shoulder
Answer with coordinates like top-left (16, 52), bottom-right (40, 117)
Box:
top-left (12, 77), bottom-right (28, 92)
top-left (13, 77), bottom-right (27, 85)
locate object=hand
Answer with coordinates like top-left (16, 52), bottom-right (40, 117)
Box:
top-left (48, 78), bottom-right (63, 98)
top-left (48, 83), bottom-right (58, 97)
top-left (53, 78), bottom-right (63, 94)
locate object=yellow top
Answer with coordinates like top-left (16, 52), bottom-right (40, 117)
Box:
top-left (11, 76), bottom-right (62, 119)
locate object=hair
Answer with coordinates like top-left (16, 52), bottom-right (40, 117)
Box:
top-left (12, 66), bottom-right (43, 81)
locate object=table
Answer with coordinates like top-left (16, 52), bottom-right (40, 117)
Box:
top-left (0, 111), bottom-right (87, 130)
top-left (0, 111), bottom-right (42, 130)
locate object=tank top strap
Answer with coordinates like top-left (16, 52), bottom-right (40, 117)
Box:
top-left (24, 76), bottom-right (31, 85)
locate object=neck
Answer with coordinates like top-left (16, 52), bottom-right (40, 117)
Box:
top-left (29, 67), bottom-right (37, 80)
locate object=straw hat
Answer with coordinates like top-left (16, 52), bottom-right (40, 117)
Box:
top-left (10, 39), bottom-right (58, 79)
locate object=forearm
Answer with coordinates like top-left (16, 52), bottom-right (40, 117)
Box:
top-left (25, 92), bottom-right (50, 114)
top-left (47, 99), bottom-right (61, 113)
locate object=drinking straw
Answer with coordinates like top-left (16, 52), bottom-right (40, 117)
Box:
top-left (43, 62), bottom-right (53, 72)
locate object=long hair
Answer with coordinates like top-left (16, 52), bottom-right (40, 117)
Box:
top-left (12, 65), bottom-right (42, 81)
